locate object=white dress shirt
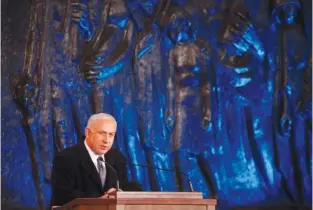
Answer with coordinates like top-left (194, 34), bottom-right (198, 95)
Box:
top-left (84, 140), bottom-right (105, 172)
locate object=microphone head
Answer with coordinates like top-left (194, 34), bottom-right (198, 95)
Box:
top-left (98, 157), bottom-right (104, 162)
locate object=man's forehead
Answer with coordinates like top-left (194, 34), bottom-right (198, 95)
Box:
top-left (89, 119), bottom-right (117, 128)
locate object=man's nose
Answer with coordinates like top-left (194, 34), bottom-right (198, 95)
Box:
top-left (102, 135), bottom-right (109, 142)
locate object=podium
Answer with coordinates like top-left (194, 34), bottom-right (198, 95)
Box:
top-left (57, 192), bottom-right (217, 210)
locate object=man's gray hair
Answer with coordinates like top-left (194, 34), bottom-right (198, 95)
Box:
top-left (86, 113), bottom-right (117, 128)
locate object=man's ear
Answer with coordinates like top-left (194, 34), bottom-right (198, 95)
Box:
top-left (85, 128), bottom-right (89, 138)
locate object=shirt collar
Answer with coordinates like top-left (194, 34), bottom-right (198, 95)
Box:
top-left (84, 140), bottom-right (105, 163)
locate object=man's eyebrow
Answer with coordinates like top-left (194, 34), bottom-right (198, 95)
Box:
top-left (100, 131), bottom-right (115, 134)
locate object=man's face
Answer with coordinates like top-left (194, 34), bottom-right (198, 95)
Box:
top-left (85, 119), bottom-right (117, 155)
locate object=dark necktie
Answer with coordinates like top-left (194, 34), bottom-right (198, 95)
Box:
top-left (97, 157), bottom-right (106, 187)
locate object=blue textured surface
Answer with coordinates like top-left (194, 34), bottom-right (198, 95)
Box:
top-left (1, 0), bottom-right (312, 209)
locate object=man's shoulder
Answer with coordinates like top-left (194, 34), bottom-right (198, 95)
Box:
top-left (106, 147), bottom-right (125, 158)
top-left (106, 148), bottom-right (127, 165)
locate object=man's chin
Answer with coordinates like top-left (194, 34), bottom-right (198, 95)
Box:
top-left (98, 148), bottom-right (111, 155)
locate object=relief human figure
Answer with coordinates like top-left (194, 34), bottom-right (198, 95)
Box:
top-left (270, 0), bottom-right (309, 136)
top-left (163, 2), bottom-right (217, 197)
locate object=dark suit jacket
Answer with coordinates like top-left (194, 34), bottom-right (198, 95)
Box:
top-left (50, 143), bottom-right (128, 206)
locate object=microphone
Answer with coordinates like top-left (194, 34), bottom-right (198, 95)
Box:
top-left (98, 158), bottom-right (122, 191)
top-left (128, 163), bottom-right (194, 192)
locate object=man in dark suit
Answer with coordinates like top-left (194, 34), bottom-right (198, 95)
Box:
top-left (51, 113), bottom-right (133, 206)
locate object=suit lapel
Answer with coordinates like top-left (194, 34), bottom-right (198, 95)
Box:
top-left (104, 150), bottom-right (115, 189)
top-left (78, 144), bottom-right (103, 192)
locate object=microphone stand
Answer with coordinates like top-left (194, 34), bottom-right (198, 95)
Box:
top-left (101, 160), bottom-right (122, 191)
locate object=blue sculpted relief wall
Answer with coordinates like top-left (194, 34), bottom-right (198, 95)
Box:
top-left (1, 0), bottom-right (311, 209)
